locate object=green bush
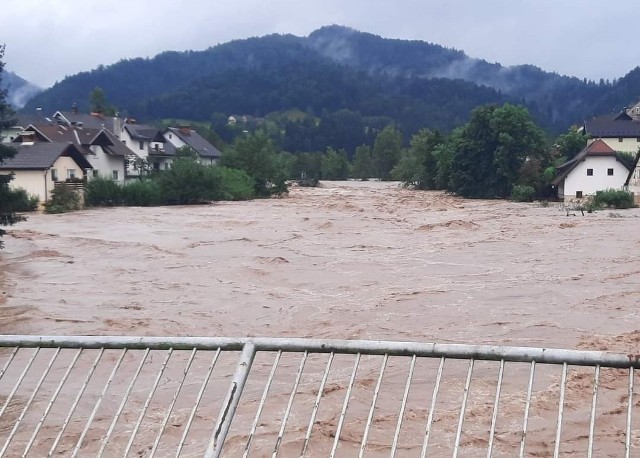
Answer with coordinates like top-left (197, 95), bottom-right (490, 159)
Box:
top-left (85, 177), bottom-right (123, 206)
top-left (592, 189), bottom-right (635, 209)
top-left (45, 185), bottom-right (82, 213)
top-left (215, 167), bottom-right (255, 200)
top-left (153, 158), bottom-right (222, 205)
top-left (511, 185), bottom-right (536, 202)
top-left (121, 180), bottom-right (163, 206)
top-left (10, 188), bottom-right (39, 212)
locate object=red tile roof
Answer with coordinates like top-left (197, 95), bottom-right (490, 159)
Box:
top-left (584, 138), bottom-right (615, 155)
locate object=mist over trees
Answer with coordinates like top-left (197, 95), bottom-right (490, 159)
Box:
top-left (24, 25), bottom-right (640, 144)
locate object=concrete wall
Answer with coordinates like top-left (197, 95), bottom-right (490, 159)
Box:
top-left (8, 170), bottom-right (48, 201)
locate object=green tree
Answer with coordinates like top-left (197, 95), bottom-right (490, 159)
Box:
top-left (89, 86), bottom-right (116, 116)
top-left (351, 145), bottom-right (373, 180)
top-left (220, 133), bottom-right (288, 196)
top-left (392, 129), bottom-right (443, 189)
top-left (292, 152), bottom-right (323, 180)
top-left (553, 126), bottom-right (587, 162)
top-left (433, 128), bottom-right (463, 190)
top-left (321, 147), bottom-right (350, 180)
top-left (447, 104), bottom-right (547, 198)
top-left (0, 44), bottom-right (22, 248)
top-left (372, 125), bottom-right (402, 180)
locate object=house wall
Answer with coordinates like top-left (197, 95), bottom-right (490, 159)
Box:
top-left (164, 133), bottom-right (186, 150)
top-left (562, 156), bottom-right (630, 200)
top-left (7, 170), bottom-right (48, 202)
top-left (121, 128), bottom-right (149, 160)
top-left (590, 137), bottom-right (640, 153)
top-left (87, 146), bottom-right (125, 182)
top-left (163, 132), bottom-right (217, 165)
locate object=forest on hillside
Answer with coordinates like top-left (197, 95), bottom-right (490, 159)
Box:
top-left (24, 25), bottom-right (640, 148)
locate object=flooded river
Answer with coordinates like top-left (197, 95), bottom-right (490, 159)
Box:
top-left (1, 181), bottom-right (639, 456)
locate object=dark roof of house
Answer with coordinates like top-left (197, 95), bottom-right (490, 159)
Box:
top-left (123, 123), bottom-right (165, 142)
top-left (552, 139), bottom-right (634, 185)
top-left (101, 129), bottom-right (137, 157)
top-left (584, 118), bottom-right (640, 137)
top-left (53, 111), bottom-right (112, 130)
top-left (0, 143), bottom-right (93, 170)
top-left (16, 125), bottom-right (137, 158)
top-left (11, 113), bottom-right (51, 128)
top-left (165, 127), bottom-right (222, 158)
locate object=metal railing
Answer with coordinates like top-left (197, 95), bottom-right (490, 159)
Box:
top-left (0, 335), bottom-right (638, 457)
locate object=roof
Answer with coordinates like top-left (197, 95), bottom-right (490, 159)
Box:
top-left (101, 129), bottom-right (138, 157)
top-left (123, 123), bottom-right (165, 142)
top-left (0, 143), bottom-right (93, 171)
top-left (16, 125), bottom-right (137, 158)
top-left (584, 118), bottom-right (640, 137)
top-left (10, 113), bottom-right (51, 128)
top-left (165, 127), bottom-right (222, 158)
top-left (552, 139), bottom-right (634, 185)
top-left (52, 111), bottom-right (112, 130)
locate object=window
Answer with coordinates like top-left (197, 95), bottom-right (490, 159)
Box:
top-left (51, 169), bottom-right (58, 181)
top-left (619, 137), bottom-right (624, 142)
top-left (67, 169), bottom-right (76, 180)
top-left (139, 141), bottom-right (144, 150)
top-left (587, 168), bottom-right (593, 176)
top-left (164, 162), bottom-right (170, 170)
top-left (112, 170), bottom-right (119, 180)
top-left (93, 170), bottom-right (99, 178)
top-left (153, 162), bottom-right (160, 170)
top-left (608, 168), bottom-right (614, 176)
top-left (169, 134), bottom-right (172, 139)
top-left (637, 137), bottom-right (640, 142)
top-left (576, 191), bottom-right (583, 198)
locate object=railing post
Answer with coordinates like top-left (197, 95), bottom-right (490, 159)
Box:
top-left (205, 342), bottom-right (256, 458)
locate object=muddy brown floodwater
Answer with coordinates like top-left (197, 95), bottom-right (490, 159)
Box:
top-left (1, 180), bottom-right (640, 456)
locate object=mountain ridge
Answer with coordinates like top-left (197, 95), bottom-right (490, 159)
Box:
top-left (22, 25), bottom-right (640, 134)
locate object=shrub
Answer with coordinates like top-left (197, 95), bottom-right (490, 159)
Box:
top-left (511, 185), bottom-right (536, 202)
top-left (85, 177), bottom-right (123, 206)
top-left (45, 185), bottom-right (82, 213)
top-left (153, 158), bottom-right (222, 205)
top-left (10, 188), bottom-right (39, 212)
top-left (592, 189), bottom-right (635, 209)
top-left (121, 180), bottom-right (163, 206)
top-left (215, 167), bottom-right (255, 200)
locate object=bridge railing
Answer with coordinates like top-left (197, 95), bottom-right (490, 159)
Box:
top-left (0, 335), bottom-right (637, 457)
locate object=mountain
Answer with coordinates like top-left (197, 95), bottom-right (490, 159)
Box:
top-left (22, 26), bottom-right (640, 135)
top-left (2, 71), bottom-right (42, 109)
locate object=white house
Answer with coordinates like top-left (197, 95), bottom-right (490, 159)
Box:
top-left (121, 122), bottom-right (173, 176)
top-left (553, 139), bottom-right (635, 200)
top-left (162, 126), bottom-right (222, 165)
top-left (0, 142), bottom-right (92, 204)
top-left (15, 124), bottom-right (135, 183)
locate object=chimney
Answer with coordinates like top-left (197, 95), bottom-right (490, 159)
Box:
top-left (112, 117), bottom-right (122, 139)
top-left (179, 125), bottom-right (191, 135)
top-left (72, 103), bottom-right (78, 114)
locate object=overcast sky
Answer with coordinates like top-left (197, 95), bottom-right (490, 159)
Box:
top-left (2, 0), bottom-right (638, 88)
